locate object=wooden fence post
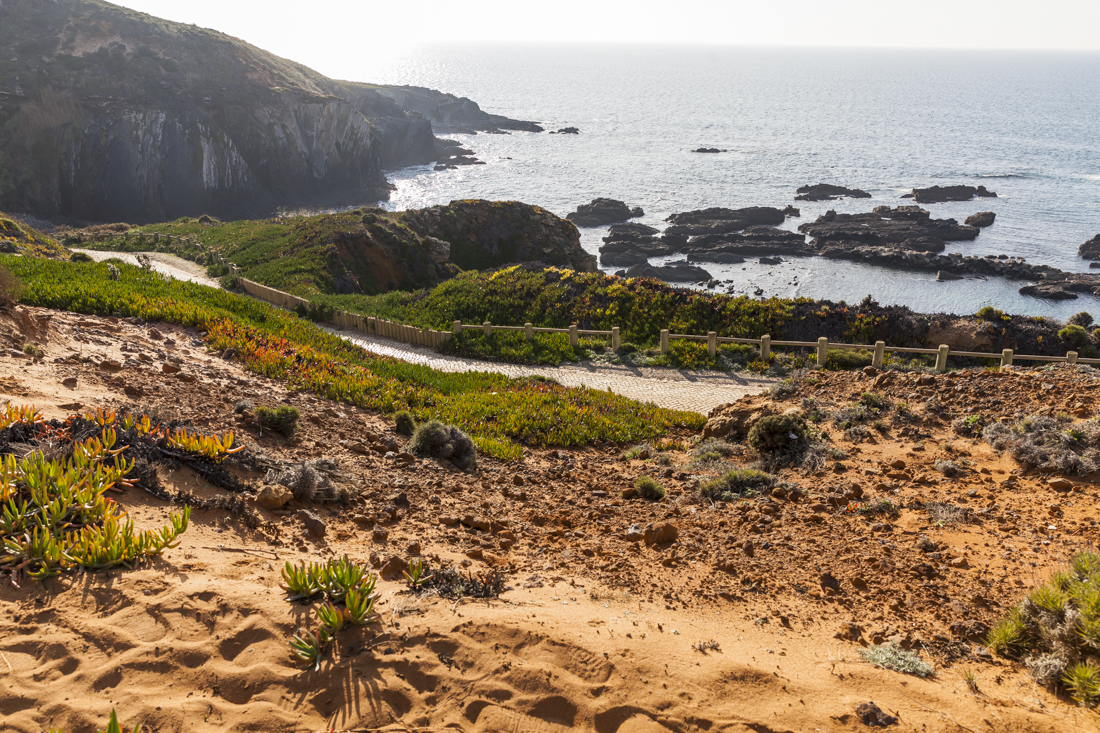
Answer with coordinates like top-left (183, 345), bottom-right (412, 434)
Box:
top-left (760, 335), bottom-right (771, 361)
top-left (1067, 351), bottom-right (1079, 365)
top-left (708, 331), bottom-right (717, 357)
top-left (525, 323), bottom-right (533, 341)
top-left (1001, 349), bottom-right (1013, 368)
top-left (872, 341), bottom-right (885, 369)
top-left (935, 344), bottom-right (950, 373)
top-left (660, 329), bottom-right (670, 355)
top-left (816, 337), bottom-right (828, 367)
top-left (453, 320), bottom-right (461, 336)
top-left (483, 321), bottom-right (492, 337)
top-left (612, 327), bottom-right (620, 352)
top-left (569, 325), bottom-right (578, 347)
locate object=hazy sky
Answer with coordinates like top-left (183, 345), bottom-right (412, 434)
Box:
top-left (112, 0), bottom-right (1100, 80)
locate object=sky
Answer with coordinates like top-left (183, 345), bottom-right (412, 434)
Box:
top-left (111, 0), bottom-right (1100, 81)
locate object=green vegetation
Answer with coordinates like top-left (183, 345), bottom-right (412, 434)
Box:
top-left (747, 414), bottom-right (808, 454)
top-left (409, 420), bottom-right (478, 470)
top-left (698, 468), bottom-right (775, 502)
top-left (633, 475), bottom-right (666, 501)
top-left (1059, 324), bottom-right (1090, 348)
top-left (0, 404), bottom-right (190, 585)
top-left (254, 404), bottom-right (300, 436)
top-left (0, 213), bottom-right (67, 258)
top-left (394, 409), bottom-right (417, 435)
top-left (860, 644), bottom-right (934, 678)
top-left (987, 551), bottom-right (1100, 706)
top-left (2, 256), bottom-right (702, 459)
top-left (976, 306), bottom-right (1008, 322)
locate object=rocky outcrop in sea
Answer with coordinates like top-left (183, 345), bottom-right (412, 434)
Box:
top-left (965, 212), bottom-right (996, 227)
top-left (567, 199), bottom-right (644, 228)
top-left (903, 185), bottom-right (998, 203)
top-left (1079, 235), bottom-right (1100, 261)
top-left (795, 184), bottom-right (871, 201)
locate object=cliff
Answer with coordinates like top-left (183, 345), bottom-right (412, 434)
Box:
top-left (0, 0), bottom-right (539, 224)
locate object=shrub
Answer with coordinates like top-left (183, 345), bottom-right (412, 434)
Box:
top-left (0, 264), bottom-right (25, 308)
top-left (255, 404), bottom-right (300, 436)
top-left (976, 306), bottom-right (1006, 322)
top-left (987, 551), bottom-right (1100, 707)
top-left (634, 476), bottom-right (665, 501)
top-left (22, 342), bottom-right (44, 359)
top-left (394, 409), bottom-right (416, 435)
top-left (983, 417), bottom-right (1099, 475)
top-left (860, 644), bottom-right (934, 678)
top-left (698, 468), bottom-right (774, 502)
top-left (1068, 312), bottom-right (1095, 328)
top-left (1060, 324), bottom-right (1090, 348)
top-left (409, 420), bottom-right (477, 470)
top-left (747, 414), bottom-right (807, 454)
top-left (623, 442), bottom-right (652, 460)
top-left (70, 251), bottom-right (94, 263)
top-left (933, 459), bottom-right (964, 477)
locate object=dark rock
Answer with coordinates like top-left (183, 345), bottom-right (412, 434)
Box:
top-left (550, 127), bottom-right (580, 134)
top-left (949, 619), bottom-right (990, 641)
top-left (687, 252), bottom-right (745, 264)
top-left (1080, 235), bottom-right (1100, 261)
top-left (664, 206), bottom-right (787, 238)
top-left (856, 702), bottom-right (899, 727)
top-left (693, 147), bottom-right (725, 153)
top-left (799, 206), bottom-right (976, 250)
top-left (795, 184), bottom-right (872, 201)
top-left (617, 262), bottom-right (713, 282)
top-left (909, 185), bottom-right (997, 203)
top-left (1019, 283), bottom-right (1080, 300)
top-left (936, 270), bottom-right (962, 281)
top-left (567, 198), bottom-right (645, 227)
top-left (782, 205), bottom-right (801, 217)
top-left (965, 211), bottom-right (996, 227)
top-left (297, 509), bottom-right (327, 538)
top-left (759, 256), bottom-right (783, 265)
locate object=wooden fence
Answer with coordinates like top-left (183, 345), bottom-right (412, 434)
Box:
top-left (237, 278), bottom-right (453, 348)
top-left (89, 230), bottom-right (1096, 373)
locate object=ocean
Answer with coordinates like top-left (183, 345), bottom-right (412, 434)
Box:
top-left (355, 44), bottom-right (1100, 319)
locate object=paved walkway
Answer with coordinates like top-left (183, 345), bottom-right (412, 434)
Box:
top-left (82, 247), bottom-right (774, 414)
top-left (327, 327), bottom-right (775, 415)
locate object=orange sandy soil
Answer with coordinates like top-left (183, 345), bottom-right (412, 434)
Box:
top-left (1, 306), bottom-right (1098, 732)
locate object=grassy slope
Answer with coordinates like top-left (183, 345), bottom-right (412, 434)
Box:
top-left (0, 213), bottom-right (67, 258)
top-left (1, 255), bottom-right (703, 458)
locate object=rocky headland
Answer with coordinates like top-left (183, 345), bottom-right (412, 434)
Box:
top-left (795, 184), bottom-right (872, 201)
top-left (0, 0), bottom-right (538, 224)
top-left (566, 198), bottom-right (644, 228)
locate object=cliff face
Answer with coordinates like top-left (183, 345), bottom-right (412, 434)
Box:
top-left (0, 0), bottom-right (536, 224)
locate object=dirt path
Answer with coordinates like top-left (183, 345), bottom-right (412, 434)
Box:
top-left (329, 327), bottom-right (775, 414)
top-left (71, 248), bottom-right (220, 287)
top-left (77, 247), bottom-right (773, 414)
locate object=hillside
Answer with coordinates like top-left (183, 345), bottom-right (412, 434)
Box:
top-left (1, 258), bottom-right (1098, 730)
top-left (0, 0), bottom-right (539, 223)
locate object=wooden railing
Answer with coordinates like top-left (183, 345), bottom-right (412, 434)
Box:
top-left (88, 229), bottom-right (1094, 373)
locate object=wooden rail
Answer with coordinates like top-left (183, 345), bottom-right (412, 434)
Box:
top-left (92, 228), bottom-right (1093, 373)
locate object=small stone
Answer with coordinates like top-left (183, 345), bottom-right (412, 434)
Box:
top-left (176, 372), bottom-right (196, 383)
top-left (349, 443), bottom-right (370, 455)
top-left (99, 360), bottom-right (123, 372)
top-left (406, 541), bottom-right (422, 556)
top-left (62, 376), bottom-right (77, 388)
top-left (835, 621), bottom-right (864, 642)
top-left (256, 484), bottom-right (293, 510)
top-left (742, 540), bottom-right (755, 557)
top-left (372, 527), bottom-right (389, 543)
top-left (819, 572), bottom-right (841, 592)
top-left (512, 474), bottom-right (525, 486)
top-left (379, 554), bottom-right (406, 579)
top-left (123, 384), bottom-right (143, 397)
top-left (643, 522), bottom-right (678, 545)
top-left (351, 513), bottom-right (372, 526)
top-left (296, 509), bottom-right (326, 538)
top-left (915, 535), bottom-right (937, 553)
top-left (438, 515), bottom-right (459, 526)
top-left (465, 547), bottom-right (484, 560)
top-left (392, 491), bottom-right (410, 507)
top-left (621, 487), bottom-right (638, 499)
top-left (1048, 477), bottom-right (1074, 492)
top-left (888, 458), bottom-right (906, 469)
top-left (148, 327), bottom-right (164, 340)
top-left (855, 701), bottom-right (898, 727)
top-left (624, 524), bottom-right (644, 542)
top-left (161, 363), bottom-right (181, 374)
top-left (863, 366), bottom-right (878, 376)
